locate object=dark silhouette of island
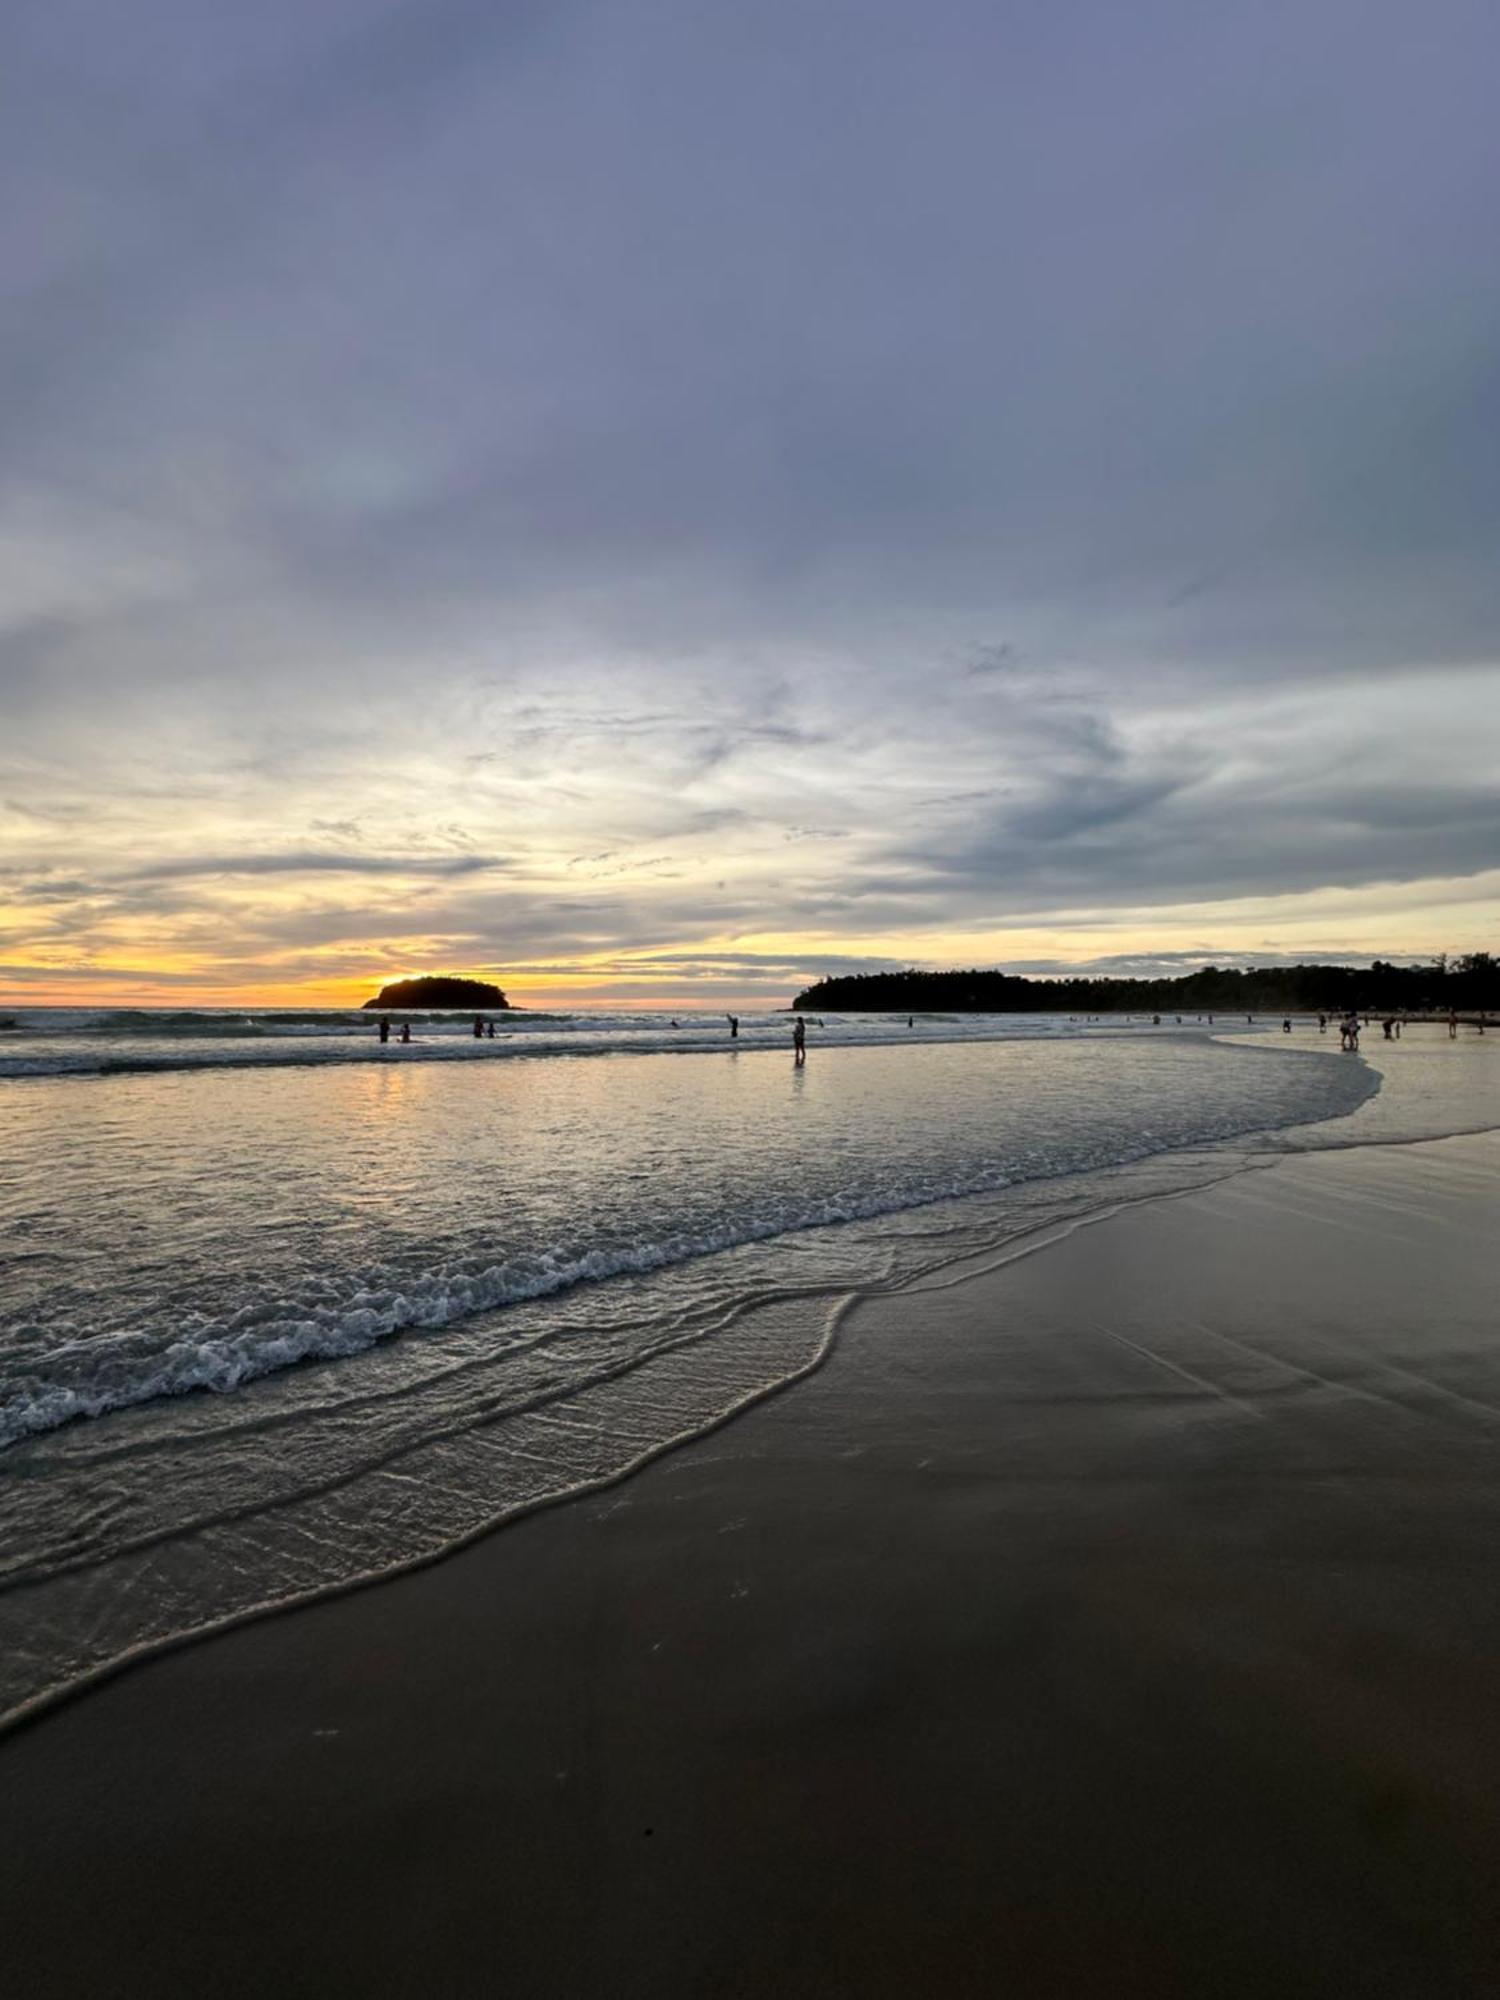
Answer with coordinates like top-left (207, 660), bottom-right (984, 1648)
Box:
top-left (363, 975), bottom-right (510, 1010)
top-left (794, 953), bottom-right (1497, 1017)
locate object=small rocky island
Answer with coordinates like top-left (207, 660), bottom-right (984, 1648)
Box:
top-left (363, 975), bottom-right (511, 1010)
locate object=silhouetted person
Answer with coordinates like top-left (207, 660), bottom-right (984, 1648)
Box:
top-left (473, 1015), bottom-right (484, 1038)
top-left (727, 1015), bottom-right (739, 1039)
top-left (1282, 1017), bottom-right (1292, 1033)
top-left (1153, 1014), bottom-right (1161, 1026)
top-left (1318, 1014), bottom-right (1327, 1032)
top-left (486, 1021), bottom-right (496, 1039)
top-left (908, 1015), bottom-right (914, 1028)
top-left (1449, 1010), bottom-right (1458, 1039)
top-left (1382, 1018), bottom-right (1394, 1039)
top-left (793, 1016), bottom-right (806, 1064)
top-left (378, 1016), bottom-right (390, 1043)
top-left (400, 1022), bottom-right (411, 1044)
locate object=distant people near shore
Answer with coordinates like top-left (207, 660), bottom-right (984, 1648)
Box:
top-left (486, 1020), bottom-right (496, 1039)
top-left (1318, 1014), bottom-right (1327, 1032)
top-left (1339, 1014), bottom-right (1359, 1051)
top-left (473, 1015), bottom-right (484, 1039)
top-left (1382, 1018), bottom-right (1394, 1040)
top-left (726, 1015), bottom-right (739, 1039)
top-left (1282, 1017), bottom-right (1292, 1033)
top-left (1153, 1014), bottom-right (1161, 1026)
top-left (1449, 1010), bottom-right (1458, 1040)
top-left (793, 1016), bottom-right (806, 1065)
top-left (400, 1022), bottom-right (411, 1044)
top-left (378, 1016), bottom-right (390, 1044)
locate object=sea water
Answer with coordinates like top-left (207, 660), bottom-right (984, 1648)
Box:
top-left (0, 1010), bottom-right (1490, 1728)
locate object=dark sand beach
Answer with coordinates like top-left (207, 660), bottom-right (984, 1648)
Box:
top-left (4, 1130), bottom-right (1498, 1997)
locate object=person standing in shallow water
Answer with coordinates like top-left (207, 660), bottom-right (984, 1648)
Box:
top-left (378, 1016), bottom-right (390, 1043)
top-left (793, 1016), bottom-right (806, 1065)
top-left (727, 1015), bottom-right (738, 1039)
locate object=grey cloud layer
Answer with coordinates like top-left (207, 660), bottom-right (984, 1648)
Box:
top-left (2, 0), bottom-right (1498, 981)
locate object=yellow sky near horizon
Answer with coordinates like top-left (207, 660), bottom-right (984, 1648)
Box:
top-left (6, 866), bottom-right (1497, 1010)
top-left (5, 659), bottom-right (1497, 1012)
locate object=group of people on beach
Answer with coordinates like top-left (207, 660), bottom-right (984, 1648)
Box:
top-left (374, 1007), bottom-right (1487, 1057)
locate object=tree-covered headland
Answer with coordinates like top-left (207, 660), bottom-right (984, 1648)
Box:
top-left (363, 975), bottom-right (510, 1010)
top-left (793, 955), bottom-right (1498, 1016)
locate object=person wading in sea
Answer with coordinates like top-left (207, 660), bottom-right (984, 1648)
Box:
top-left (793, 1016), bottom-right (806, 1065)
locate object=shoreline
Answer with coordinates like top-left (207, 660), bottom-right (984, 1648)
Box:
top-left (0, 1150), bottom-right (1271, 1742)
top-left (0, 1031), bottom-right (1478, 1739)
top-left (0, 1034), bottom-right (1383, 1736)
top-left (0, 1030), bottom-right (1382, 1736)
top-left (4, 1124), bottom-right (1498, 1994)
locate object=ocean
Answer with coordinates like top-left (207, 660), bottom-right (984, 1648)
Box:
top-left (1, 1006), bottom-right (1490, 1729)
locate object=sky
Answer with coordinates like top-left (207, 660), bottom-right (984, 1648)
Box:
top-left (3, 0), bottom-right (1498, 1009)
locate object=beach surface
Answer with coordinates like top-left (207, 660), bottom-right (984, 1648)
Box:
top-left (3, 1128), bottom-right (1498, 1997)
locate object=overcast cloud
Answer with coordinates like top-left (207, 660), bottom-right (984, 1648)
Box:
top-left (2, 0), bottom-right (1498, 1002)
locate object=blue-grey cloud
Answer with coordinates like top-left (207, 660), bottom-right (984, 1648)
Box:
top-left (121, 851), bottom-right (509, 882)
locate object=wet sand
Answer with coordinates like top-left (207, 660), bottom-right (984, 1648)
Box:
top-left (3, 1131), bottom-right (1498, 1997)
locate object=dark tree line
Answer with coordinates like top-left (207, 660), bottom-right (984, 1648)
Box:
top-left (793, 955), bottom-right (1498, 1016)
top-left (363, 975), bottom-right (510, 1010)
